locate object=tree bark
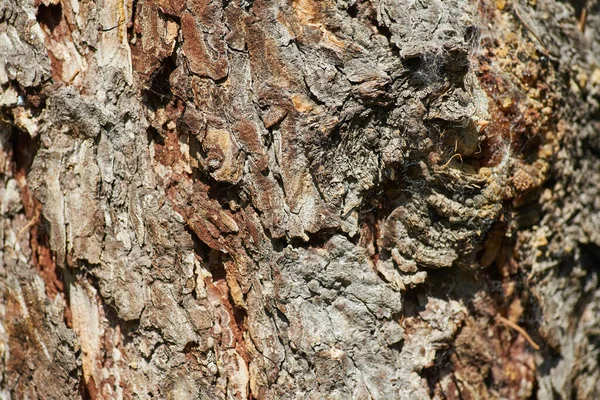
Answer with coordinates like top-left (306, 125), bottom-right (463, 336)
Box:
top-left (2, 0), bottom-right (600, 398)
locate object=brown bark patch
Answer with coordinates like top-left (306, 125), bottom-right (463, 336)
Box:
top-left (11, 128), bottom-right (64, 299)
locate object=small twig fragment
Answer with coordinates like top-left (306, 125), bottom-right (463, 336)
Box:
top-left (512, 0), bottom-right (549, 54)
top-left (578, 0), bottom-right (589, 32)
top-left (497, 314), bottom-right (541, 350)
top-left (441, 153), bottom-right (463, 168)
top-left (17, 207), bottom-right (40, 239)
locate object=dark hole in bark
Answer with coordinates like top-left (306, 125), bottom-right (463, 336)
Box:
top-left (276, 308), bottom-right (289, 324)
top-left (483, 370), bottom-right (495, 391)
top-left (36, 2), bottom-right (63, 33)
top-left (388, 339), bottom-right (404, 353)
top-left (184, 341), bottom-right (199, 353)
top-left (128, 0), bottom-right (138, 42)
top-left (206, 180), bottom-right (242, 207)
top-left (146, 126), bottom-right (165, 146)
top-left (288, 227), bottom-right (338, 248)
top-left (22, 87), bottom-right (47, 116)
top-left (11, 130), bottom-right (49, 245)
top-left (464, 25), bottom-right (480, 45)
top-left (375, 23), bottom-right (392, 41)
top-left (347, 3), bottom-right (359, 18)
top-left (443, 48), bottom-right (470, 77)
top-left (188, 228), bottom-right (228, 282)
top-left (401, 287), bottom-right (421, 319)
top-left (9, 125), bottom-right (38, 175)
top-left (79, 376), bottom-right (92, 400)
top-left (403, 54), bottom-right (445, 86)
top-left (143, 53), bottom-right (177, 110)
top-left (421, 347), bottom-right (451, 396)
top-left (580, 243), bottom-right (600, 272)
top-left (80, 375), bottom-right (98, 400)
top-left (232, 306), bottom-right (247, 331)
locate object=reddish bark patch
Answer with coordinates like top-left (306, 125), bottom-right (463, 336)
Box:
top-left (85, 376), bottom-right (99, 400)
top-left (150, 124), bottom-right (185, 171)
top-left (36, 0), bottom-right (74, 83)
top-left (130, 0), bottom-right (179, 77)
top-left (11, 127), bottom-right (64, 299)
top-left (13, 172), bottom-right (63, 298)
top-left (205, 279), bottom-right (251, 365)
top-left (180, 11), bottom-right (228, 80)
top-left (31, 223), bottom-right (64, 297)
top-left (36, 2), bottom-right (62, 32)
top-left (5, 293), bottom-right (28, 376)
top-left (64, 300), bottom-right (73, 328)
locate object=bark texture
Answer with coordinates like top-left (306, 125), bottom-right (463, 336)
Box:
top-left (2, 0), bottom-right (600, 398)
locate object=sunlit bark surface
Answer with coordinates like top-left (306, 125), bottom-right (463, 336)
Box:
top-left (2, 0), bottom-right (600, 398)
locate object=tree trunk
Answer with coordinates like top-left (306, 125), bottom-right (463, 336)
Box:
top-left (2, 0), bottom-right (600, 398)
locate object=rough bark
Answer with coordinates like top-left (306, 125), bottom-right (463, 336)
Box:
top-left (2, 0), bottom-right (600, 398)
